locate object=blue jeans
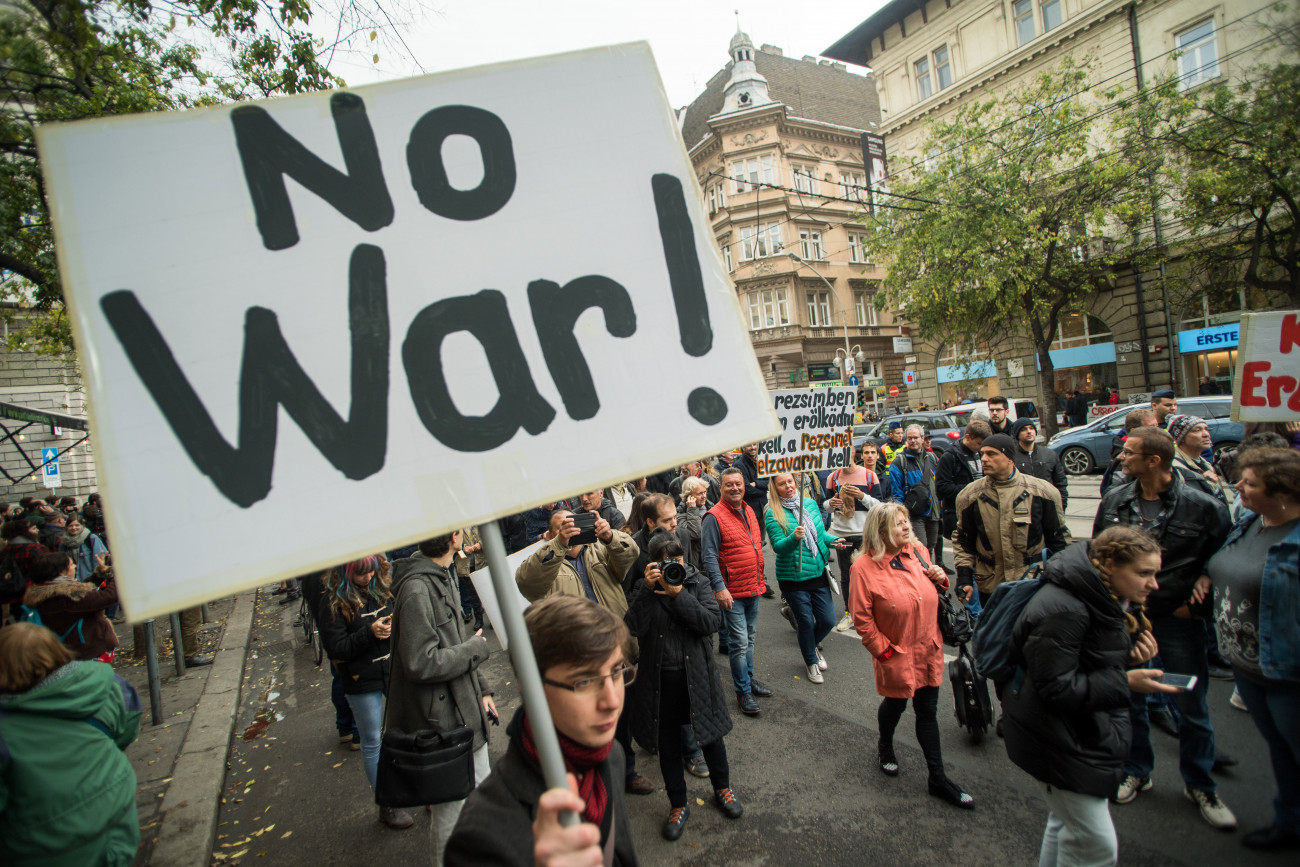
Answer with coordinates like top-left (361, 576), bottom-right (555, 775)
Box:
top-left (1124, 616), bottom-right (1215, 792)
top-left (785, 582), bottom-right (836, 666)
top-left (1234, 676), bottom-right (1300, 833)
top-left (724, 595), bottom-right (761, 695)
top-left (344, 690), bottom-right (383, 791)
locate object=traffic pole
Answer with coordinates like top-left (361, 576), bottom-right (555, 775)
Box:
top-left (142, 619), bottom-right (163, 725)
top-left (478, 522), bottom-right (577, 827)
top-left (169, 611), bottom-right (186, 676)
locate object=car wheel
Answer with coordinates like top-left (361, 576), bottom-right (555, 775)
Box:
top-left (1060, 446), bottom-right (1095, 475)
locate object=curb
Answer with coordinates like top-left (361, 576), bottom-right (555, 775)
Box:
top-left (149, 590), bottom-right (256, 867)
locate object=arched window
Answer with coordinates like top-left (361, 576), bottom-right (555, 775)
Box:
top-left (1051, 313), bottom-right (1111, 350)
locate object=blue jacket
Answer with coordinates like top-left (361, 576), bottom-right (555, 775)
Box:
top-left (1221, 512), bottom-right (1300, 682)
top-left (61, 533), bottom-right (108, 583)
top-left (888, 449), bottom-right (938, 519)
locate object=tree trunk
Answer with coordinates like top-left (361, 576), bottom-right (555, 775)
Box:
top-left (1035, 344), bottom-right (1059, 439)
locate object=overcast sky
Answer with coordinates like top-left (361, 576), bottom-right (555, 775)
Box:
top-left (326, 1), bottom-right (883, 108)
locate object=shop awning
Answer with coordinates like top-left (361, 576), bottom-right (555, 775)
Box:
top-left (0, 400), bottom-right (91, 486)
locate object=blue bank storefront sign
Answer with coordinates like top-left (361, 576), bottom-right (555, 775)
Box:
top-left (1178, 323), bottom-right (1239, 354)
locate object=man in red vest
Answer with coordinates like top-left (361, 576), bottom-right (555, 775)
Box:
top-left (701, 468), bottom-right (771, 716)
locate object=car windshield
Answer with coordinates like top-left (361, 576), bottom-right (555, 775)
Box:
top-left (949, 409), bottom-right (974, 427)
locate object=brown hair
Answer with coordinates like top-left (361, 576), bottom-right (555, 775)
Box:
top-left (1089, 526), bottom-right (1160, 634)
top-left (1127, 426), bottom-right (1175, 468)
top-left (964, 419), bottom-right (992, 440)
top-left (1124, 407), bottom-right (1156, 432)
top-left (525, 596), bottom-right (632, 675)
top-left (0, 623), bottom-right (74, 693)
top-left (623, 491), bottom-right (653, 534)
top-left (1238, 447), bottom-right (1300, 501)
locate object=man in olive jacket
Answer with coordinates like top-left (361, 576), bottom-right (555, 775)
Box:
top-left (387, 530), bottom-right (497, 867)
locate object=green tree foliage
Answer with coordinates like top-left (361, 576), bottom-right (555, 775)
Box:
top-left (1119, 43), bottom-right (1300, 310)
top-left (0, 0), bottom-right (401, 357)
top-left (868, 59), bottom-right (1155, 435)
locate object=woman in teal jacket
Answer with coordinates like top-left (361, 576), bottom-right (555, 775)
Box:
top-left (0, 623), bottom-right (142, 866)
top-left (766, 473), bottom-right (849, 685)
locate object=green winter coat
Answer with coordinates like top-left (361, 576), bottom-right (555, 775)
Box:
top-left (0, 660), bottom-right (142, 866)
top-left (766, 497), bottom-right (839, 585)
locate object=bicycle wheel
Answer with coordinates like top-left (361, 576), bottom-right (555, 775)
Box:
top-left (311, 626), bottom-right (324, 666)
top-left (299, 596), bottom-right (312, 642)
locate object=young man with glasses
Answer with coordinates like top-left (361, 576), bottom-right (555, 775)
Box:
top-left (446, 595), bottom-right (641, 867)
top-left (1094, 426), bottom-right (1237, 830)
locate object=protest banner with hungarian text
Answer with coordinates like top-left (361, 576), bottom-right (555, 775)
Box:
top-left (755, 387), bottom-right (856, 477)
top-left (37, 44), bottom-right (779, 618)
top-left (1232, 310), bottom-right (1300, 422)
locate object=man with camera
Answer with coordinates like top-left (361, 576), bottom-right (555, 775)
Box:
top-left (515, 508), bottom-right (653, 795)
top-left (576, 487), bottom-right (626, 531)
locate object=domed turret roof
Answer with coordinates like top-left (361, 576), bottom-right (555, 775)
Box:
top-left (729, 28), bottom-right (754, 53)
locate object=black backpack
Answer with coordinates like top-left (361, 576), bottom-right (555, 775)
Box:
top-left (902, 453), bottom-right (934, 518)
top-left (0, 551), bottom-right (29, 606)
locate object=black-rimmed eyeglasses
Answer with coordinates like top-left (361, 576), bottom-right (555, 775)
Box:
top-left (542, 664), bottom-right (637, 695)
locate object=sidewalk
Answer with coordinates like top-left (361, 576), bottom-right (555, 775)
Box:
top-left (112, 590), bottom-right (256, 867)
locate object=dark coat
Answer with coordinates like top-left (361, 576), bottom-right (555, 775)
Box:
top-left (21, 579), bottom-right (119, 660)
top-left (625, 524), bottom-right (694, 596)
top-left (317, 591), bottom-right (391, 694)
top-left (445, 709), bottom-right (638, 867)
top-left (936, 442), bottom-right (981, 534)
top-left (1012, 442), bottom-right (1069, 510)
top-left (733, 453), bottom-right (769, 517)
top-left (1003, 542), bottom-right (1135, 798)
top-left (623, 566), bottom-right (732, 751)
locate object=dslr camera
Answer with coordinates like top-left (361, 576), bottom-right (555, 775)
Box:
top-left (657, 559), bottom-right (687, 587)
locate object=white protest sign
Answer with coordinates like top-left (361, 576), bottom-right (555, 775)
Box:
top-left (755, 387), bottom-right (856, 477)
top-left (1231, 310), bottom-right (1300, 422)
top-left (467, 538), bottom-right (545, 652)
top-left (38, 44), bottom-right (778, 619)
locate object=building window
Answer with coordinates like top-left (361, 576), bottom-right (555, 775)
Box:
top-left (934, 45), bottom-right (952, 90)
top-left (806, 291), bottom-right (833, 327)
top-left (748, 289), bottom-right (789, 330)
top-left (1041, 0), bottom-right (1062, 31)
top-left (1177, 19), bottom-right (1219, 89)
top-left (723, 244), bottom-right (733, 271)
top-left (915, 46), bottom-right (952, 100)
top-left (739, 221), bottom-right (782, 260)
top-left (1014, 0), bottom-right (1036, 45)
top-left (1051, 313), bottom-right (1113, 350)
top-left (707, 186), bottom-right (717, 214)
top-left (730, 155), bottom-right (776, 193)
top-left (792, 165), bottom-right (819, 194)
top-left (798, 229), bottom-right (823, 260)
top-left (854, 291), bottom-right (878, 326)
top-left (915, 55), bottom-right (932, 99)
top-left (840, 172), bottom-right (865, 201)
top-left (848, 234), bottom-right (869, 263)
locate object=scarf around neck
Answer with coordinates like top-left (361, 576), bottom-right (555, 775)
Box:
top-left (63, 526), bottom-right (90, 548)
top-left (779, 495), bottom-right (820, 558)
top-left (521, 713), bottom-right (612, 826)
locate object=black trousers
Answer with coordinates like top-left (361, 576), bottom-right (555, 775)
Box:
top-left (834, 536), bottom-right (862, 606)
top-left (878, 685), bottom-right (946, 780)
top-left (657, 668), bottom-right (729, 808)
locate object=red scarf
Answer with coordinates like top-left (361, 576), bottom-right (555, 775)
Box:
top-left (521, 715), bottom-right (611, 826)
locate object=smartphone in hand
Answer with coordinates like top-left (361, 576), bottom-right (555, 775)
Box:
top-left (1159, 673), bottom-right (1197, 691)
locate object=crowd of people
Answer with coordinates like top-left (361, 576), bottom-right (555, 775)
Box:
top-left (2, 387), bottom-right (1297, 867)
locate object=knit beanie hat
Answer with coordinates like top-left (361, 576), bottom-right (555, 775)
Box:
top-left (1165, 413), bottom-right (1205, 444)
top-left (1010, 417), bottom-right (1038, 439)
top-left (982, 434), bottom-right (1018, 461)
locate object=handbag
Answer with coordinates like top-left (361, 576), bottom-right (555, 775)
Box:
top-left (375, 725), bottom-right (475, 807)
top-left (902, 454), bottom-right (934, 518)
top-left (937, 590), bottom-right (975, 647)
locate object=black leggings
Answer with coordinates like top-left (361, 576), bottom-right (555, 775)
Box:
top-left (834, 537), bottom-right (862, 605)
top-left (657, 668), bottom-right (729, 808)
top-left (877, 685), bottom-right (945, 780)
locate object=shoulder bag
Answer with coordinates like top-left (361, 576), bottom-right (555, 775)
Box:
top-left (375, 725), bottom-right (475, 806)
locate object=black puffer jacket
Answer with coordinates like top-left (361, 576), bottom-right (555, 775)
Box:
top-left (318, 591), bottom-right (391, 694)
top-left (623, 565), bottom-right (732, 751)
top-left (936, 441), bottom-right (981, 535)
top-left (1003, 542), bottom-right (1134, 798)
top-left (1093, 471), bottom-right (1230, 619)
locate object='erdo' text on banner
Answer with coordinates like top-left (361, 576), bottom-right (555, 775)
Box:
top-left (755, 387), bottom-right (856, 477)
top-left (1232, 310), bottom-right (1300, 422)
top-left (37, 43), bottom-right (779, 618)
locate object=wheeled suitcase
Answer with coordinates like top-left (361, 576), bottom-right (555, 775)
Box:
top-left (948, 642), bottom-right (993, 741)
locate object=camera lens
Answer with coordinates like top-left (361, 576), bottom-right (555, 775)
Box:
top-left (660, 561), bottom-right (686, 587)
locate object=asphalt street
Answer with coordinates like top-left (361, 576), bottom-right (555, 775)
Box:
top-left (212, 479), bottom-right (1273, 867)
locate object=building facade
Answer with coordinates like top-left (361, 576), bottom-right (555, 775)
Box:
top-left (680, 30), bottom-right (910, 412)
top-left (824, 0), bottom-right (1291, 410)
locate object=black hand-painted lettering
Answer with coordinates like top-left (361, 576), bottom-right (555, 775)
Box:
top-left (651, 173), bottom-right (726, 425)
top-left (231, 93), bottom-right (393, 251)
top-left (527, 276), bottom-right (636, 420)
top-left (402, 289), bottom-right (554, 449)
top-left (407, 106), bottom-right (516, 220)
top-left (99, 244), bottom-right (390, 507)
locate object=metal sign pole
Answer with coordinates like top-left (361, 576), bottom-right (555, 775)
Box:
top-left (478, 522), bottom-right (578, 827)
top-left (796, 472), bottom-right (805, 571)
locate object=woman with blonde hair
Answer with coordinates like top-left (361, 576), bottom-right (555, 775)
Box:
top-left (849, 502), bottom-right (973, 808)
top-left (317, 555), bottom-right (411, 830)
top-left (1004, 526), bottom-right (1181, 865)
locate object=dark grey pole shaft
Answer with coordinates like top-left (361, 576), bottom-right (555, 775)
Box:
top-left (142, 619), bottom-right (163, 725)
top-left (169, 611), bottom-right (186, 675)
top-left (796, 472), bottom-right (805, 571)
top-left (478, 522), bottom-right (578, 828)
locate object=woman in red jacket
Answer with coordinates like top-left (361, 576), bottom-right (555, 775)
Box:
top-left (850, 502), bottom-right (974, 809)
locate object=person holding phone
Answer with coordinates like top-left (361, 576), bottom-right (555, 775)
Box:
top-left (317, 555), bottom-right (410, 830)
top-left (1003, 527), bottom-right (1182, 866)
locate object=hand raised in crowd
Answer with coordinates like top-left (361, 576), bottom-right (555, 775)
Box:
top-left (644, 563), bottom-right (682, 599)
top-left (593, 516), bottom-right (613, 544)
top-left (550, 516), bottom-right (581, 545)
top-left (1130, 630), bottom-right (1159, 666)
top-left (1188, 574), bottom-right (1212, 606)
top-left (1128, 668), bottom-right (1182, 694)
top-left (533, 774), bottom-right (602, 867)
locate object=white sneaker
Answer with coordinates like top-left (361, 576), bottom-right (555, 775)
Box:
top-left (1185, 787), bottom-right (1237, 830)
top-left (835, 613), bottom-right (853, 632)
top-left (1229, 688), bottom-right (1248, 712)
top-left (806, 663), bottom-right (824, 684)
top-left (815, 646), bottom-right (828, 671)
top-left (1114, 774), bottom-right (1152, 804)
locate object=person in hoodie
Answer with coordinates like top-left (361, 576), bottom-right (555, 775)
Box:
top-left (1004, 527), bottom-right (1181, 867)
top-left (21, 551), bottom-right (117, 661)
top-left (0, 622), bottom-right (143, 867)
top-left (624, 531), bottom-right (742, 841)
top-left (386, 531), bottom-right (497, 867)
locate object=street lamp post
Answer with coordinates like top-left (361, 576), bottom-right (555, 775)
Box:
top-left (788, 252), bottom-right (860, 380)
